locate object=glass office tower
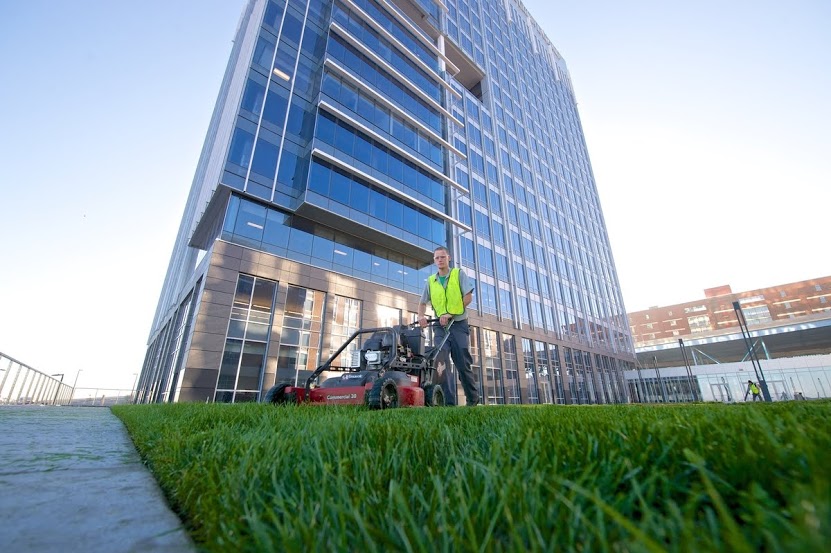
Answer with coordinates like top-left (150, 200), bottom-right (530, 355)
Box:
top-left (137, 0), bottom-right (636, 404)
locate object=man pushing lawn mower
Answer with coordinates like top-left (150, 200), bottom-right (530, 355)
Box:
top-left (263, 246), bottom-right (480, 409)
top-left (417, 246), bottom-right (481, 407)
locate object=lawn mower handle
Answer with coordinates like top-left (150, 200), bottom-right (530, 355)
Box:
top-left (423, 318), bottom-right (455, 363)
top-left (414, 317), bottom-right (455, 328)
top-left (300, 319), bottom-right (454, 395)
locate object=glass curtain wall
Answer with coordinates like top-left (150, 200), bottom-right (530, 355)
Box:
top-left (609, 358), bottom-right (627, 403)
top-left (563, 347), bottom-right (576, 403)
top-left (440, 0), bottom-right (635, 405)
top-left (215, 275), bottom-right (277, 402)
top-left (327, 295), bottom-right (362, 368)
top-left (548, 343), bottom-right (565, 404)
top-left (481, 328), bottom-right (504, 404)
top-left (376, 305), bottom-right (402, 328)
top-left (468, 326), bottom-right (482, 405)
top-left (573, 349), bottom-right (587, 404)
top-left (502, 333), bottom-right (521, 403)
top-left (521, 338), bottom-right (539, 403)
top-left (595, 354), bottom-right (612, 404)
top-left (275, 285), bottom-right (325, 386)
top-left (161, 292), bottom-right (195, 403)
top-left (534, 340), bottom-right (553, 404)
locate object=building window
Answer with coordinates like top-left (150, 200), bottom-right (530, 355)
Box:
top-left (167, 292), bottom-right (197, 403)
top-left (327, 295), bottom-right (362, 371)
top-left (308, 156), bottom-right (445, 242)
top-left (687, 314), bottom-right (712, 334)
top-left (522, 338), bottom-right (539, 404)
top-left (479, 281), bottom-right (498, 315)
top-left (215, 274), bottom-right (277, 403)
top-left (375, 304), bottom-right (402, 328)
top-left (563, 347), bottom-right (578, 404)
top-left (274, 285), bottom-right (325, 387)
top-left (222, 195), bottom-right (430, 294)
top-left (573, 349), bottom-right (593, 404)
top-left (499, 287), bottom-right (513, 319)
top-left (548, 343), bottom-right (565, 404)
top-left (594, 354), bottom-right (611, 404)
top-left (532, 340), bottom-right (553, 404)
top-left (467, 326), bottom-right (482, 406)
top-left (518, 295), bottom-right (531, 324)
top-left (502, 334), bottom-right (521, 404)
top-left (481, 329), bottom-right (504, 405)
top-left (743, 305), bottom-right (773, 326)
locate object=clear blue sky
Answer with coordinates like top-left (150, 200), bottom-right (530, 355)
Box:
top-left (1, 0), bottom-right (829, 390)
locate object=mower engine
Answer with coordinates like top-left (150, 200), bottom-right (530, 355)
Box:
top-left (363, 349), bottom-right (384, 366)
top-left (359, 331), bottom-right (393, 370)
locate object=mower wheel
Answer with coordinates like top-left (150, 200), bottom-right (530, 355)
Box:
top-left (367, 377), bottom-right (399, 409)
top-left (424, 384), bottom-right (445, 407)
top-left (263, 383), bottom-right (291, 405)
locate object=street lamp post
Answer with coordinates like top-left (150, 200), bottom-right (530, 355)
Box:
top-left (653, 355), bottom-right (668, 402)
top-left (50, 374), bottom-right (64, 405)
top-left (69, 369), bottom-right (83, 406)
top-left (732, 301), bottom-right (772, 401)
top-left (678, 339), bottom-right (699, 402)
top-left (635, 363), bottom-right (646, 403)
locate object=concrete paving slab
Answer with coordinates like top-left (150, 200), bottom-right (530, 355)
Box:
top-left (0, 405), bottom-right (196, 552)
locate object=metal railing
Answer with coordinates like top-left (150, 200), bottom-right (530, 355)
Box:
top-left (0, 352), bottom-right (73, 405)
top-left (0, 353), bottom-right (138, 406)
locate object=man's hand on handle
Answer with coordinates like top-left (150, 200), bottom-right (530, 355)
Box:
top-left (418, 315), bottom-right (452, 327)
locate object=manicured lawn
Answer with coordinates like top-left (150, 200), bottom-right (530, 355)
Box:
top-left (112, 401), bottom-right (830, 552)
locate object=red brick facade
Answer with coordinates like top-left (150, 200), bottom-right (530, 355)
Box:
top-left (628, 276), bottom-right (831, 347)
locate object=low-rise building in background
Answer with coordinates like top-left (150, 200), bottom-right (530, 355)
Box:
top-left (625, 276), bottom-right (831, 402)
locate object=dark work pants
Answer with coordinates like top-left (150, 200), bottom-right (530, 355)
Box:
top-left (434, 319), bottom-right (480, 406)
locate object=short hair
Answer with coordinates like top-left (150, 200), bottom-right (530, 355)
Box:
top-left (433, 246), bottom-right (450, 255)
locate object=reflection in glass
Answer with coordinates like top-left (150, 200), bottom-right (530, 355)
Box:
top-left (275, 286), bottom-right (325, 386)
top-left (215, 274), bottom-right (276, 402)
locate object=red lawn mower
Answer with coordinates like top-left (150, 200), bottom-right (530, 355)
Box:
top-left (262, 319), bottom-right (453, 409)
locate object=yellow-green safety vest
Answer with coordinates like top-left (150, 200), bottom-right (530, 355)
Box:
top-left (428, 268), bottom-right (464, 316)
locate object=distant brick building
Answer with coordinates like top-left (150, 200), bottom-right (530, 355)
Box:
top-left (629, 276), bottom-right (831, 349)
top-left (624, 276), bottom-right (831, 403)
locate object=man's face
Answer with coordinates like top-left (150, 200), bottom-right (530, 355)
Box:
top-left (434, 251), bottom-right (450, 271)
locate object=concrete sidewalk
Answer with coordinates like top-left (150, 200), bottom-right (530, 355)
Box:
top-left (0, 405), bottom-right (196, 552)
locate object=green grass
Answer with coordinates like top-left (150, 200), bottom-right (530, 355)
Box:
top-left (112, 401), bottom-right (831, 552)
